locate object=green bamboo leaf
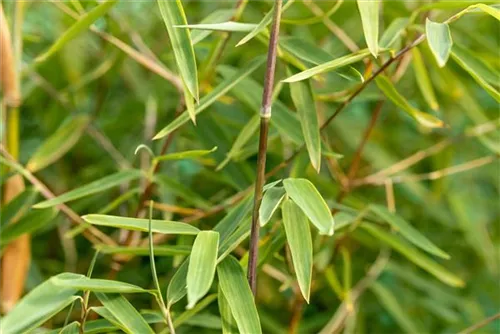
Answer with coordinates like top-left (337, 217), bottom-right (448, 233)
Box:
top-left (153, 56), bottom-right (265, 140)
top-left (213, 194), bottom-right (253, 249)
top-left (474, 3), bottom-right (500, 20)
top-left (451, 43), bottom-right (500, 102)
top-left (217, 114), bottom-right (260, 171)
top-left (52, 274), bottom-right (148, 293)
top-left (0, 208), bottom-right (57, 247)
top-left (375, 75), bottom-right (445, 128)
top-left (236, 4), bottom-right (274, 46)
top-left (33, 170), bottom-right (143, 208)
top-left (90, 306), bottom-right (127, 331)
top-left (59, 321), bottom-right (80, 334)
top-left (81, 214), bottom-right (200, 235)
top-left (218, 285), bottom-right (238, 334)
top-left (426, 18), bottom-right (452, 67)
top-left (282, 199), bottom-right (313, 302)
top-left (360, 223), bottom-right (464, 287)
top-left (412, 47), bottom-right (439, 110)
top-left (283, 178), bottom-right (334, 235)
top-left (217, 256), bottom-right (262, 334)
top-left (157, 0), bottom-right (199, 104)
top-left (176, 22), bottom-right (257, 32)
top-left (0, 273), bottom-right (80, 334)
top-left (0, 188), bottom-right (37, 227)
top-left (95, 293), bottom-right (154, 334)
top-left (259, 186), bottom-right (286, 227)
top-left (282, 49), bottom-right (372, 83)
top-left (95, 245), bottom-right (191, 256)
top-left (173, 294), bottom-right (218, 327)
top-left (27, 115), bottom-right (90, 172)
top-left (167, 259), bottom-right (189, 307)
top-left (288, 67), bottom-right (321, 172)
top-left (370, 205), bottom-right (449, 259)
top-left (154, 146), bottom-right (217, 163)
top-left (35, 0), bottom-right (117, 63)
top-left (191, 9), bottom-right (235, 45)
top-left (356, 0), bottom-right (380, 57)
top-left (187, 231), bottom-right (219, 309)
top-left (379, 18), bottom-right (409, 49)
top-left (370, 282), bottom-right (421, 333)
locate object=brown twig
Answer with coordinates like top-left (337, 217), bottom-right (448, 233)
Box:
top-left (248, 0), bottom-right (283, 296)
top-left (457, 312), bottom-right (500, 334)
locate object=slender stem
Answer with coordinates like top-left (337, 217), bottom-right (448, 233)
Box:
top-left (247, 0), bottom-right (283, 296)
top-left (457, 312), bottom-right (500, 334)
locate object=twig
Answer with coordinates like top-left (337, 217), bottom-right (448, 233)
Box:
top-left (0, 146), bottom-right (116, 246)
top-left (457, 312), bottom-right (500, 334)
top-left (248, 0), bottom-right (283, 296)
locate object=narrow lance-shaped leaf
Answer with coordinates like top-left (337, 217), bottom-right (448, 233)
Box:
top-left (217, 256), bottom-right (262, 334)
top-left (288, 67), bottom-right (321, 172)
top-left (283, 178), bottom-right (334, 235)
top-left (370, 205), bottom-right (450, 259)
top-left (451, 43), bottom-right (500, 102)
top-left (282, 49), bottom-right (372, 83)
top-left (82, 214), bottom-right (200, 235)
top-left (0, 188), bottom-right (37, 227)
top-left (157, 0), bottom-right (199, 122)
top-left (95, 245), bottom-right (191, 257)
top-left (35, 0), bottom-right (117, 62)
top-left (370, 282), bottom-right (422, 333)
top-left (176, 22), bottom-right (257, 32)
top-left (95, 293), bottom-right (154, 334)
top-left (191, 9), bottom-right (235, 45)
top-left (33, 170), bottom-right (144, 208)
top-left (187, 231), bottom-right (219, 309)
top-left (167, 259), bottom-right (189, 307)
top-left (153, 56), bottom-right (265, 140)
top-left (379, 18), bottom-right (409, 49)
top-left (154, 146), bottom-right (217, 163)
top-left (426, 18), bottom-right (452, 67)
top-left (218, 285), bottom-right (238, 334)
top-left (259, 186), bottom-right (286, 227)
top-left (412, 47), bottom-right (439, 111)
top-left (375, 75), bottom-right (445, 128)
top-left (356, 0), bottom-right (380, 57)
top-left (0, 273), bottom-right (80, 334)
top-left (236, 3), bottom-right (275, 46)
top-left (27, 115), bottom-right (90, 172)
top-left (282, 199), bottom-right (313, 302)
top-left (360, 223), bottom-right (464, 287)
top-left (52, 274), bottom-right (148, 294)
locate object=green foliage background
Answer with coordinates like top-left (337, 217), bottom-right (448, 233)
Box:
top-left (1, 1), bottom-right (499, 333)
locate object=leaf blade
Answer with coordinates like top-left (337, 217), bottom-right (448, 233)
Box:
top-left (356, 0), bottom-right (380, 57)
top-left (426, 18), bottom-right (452, 67)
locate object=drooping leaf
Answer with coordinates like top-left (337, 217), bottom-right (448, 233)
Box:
top-left (360, 223), bottom-right (464, 287)
top-left (412, 47), bottom-right (439, 110)
top-left (370, 205), bottom-right (450, 259)
top-left (187, 231), bottom-right (219, 309)
top-left (157, 0), bottom-right (199, 107)
top-left (218, 285), bottom-right (238, 334)
top-left (217, 256), bottom-right (262, 334)
top-left (0, 208), bottom-right (57, 247)
top-left (425, 18), bottom-right (452, 67)
top-left (191, 9), bottom-right (235, 45)
top-left (33, 170), bottom-right (144, 208)
top-left (288, 67), bottom-right (321, 172)
top-left (81, 214), bottom-right (200, 235)
top-left (282, 49), bottom-right (372, 83)
top-left (154, 146), bottom-right (217, 162)
top-left (95, 293), bottom-right (154, 334)
top-left (95, 245), bottom-right (191, 256)
top-left (283, 178), bottom-right (334, 235)
top-left (0, 273), bottom-right (80, 334)
top-left (379, 18), bottom-right (409, 49)
top-left (0, 188), bottom-right (37, 227)
top-left (282, 199), bottom-right (313, 302)
top-left (176, 22), bottom-right (257, 32)
top-left (375, 75), bottom-right (445, 128)
top-left (153, 56), bottom-right (265, 140)
top-left (27, 114), bottom-right (90, 172)
top-left (451, 43), bottom-right (500, 102)
top-left (236, 4), bottom-right (274, 46)
top-left (52, 274), bottom-right (148, 294)
top-left (356, 0), bottom-right (380, 57)
top-left (259, 186), bottom-right (286, 227)
top-left (167, 259), bottom-right (189, 307)
top-left (35, 0), bottom-right (117, 62)
top-left (370, 282), bottom-right (422, 333)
